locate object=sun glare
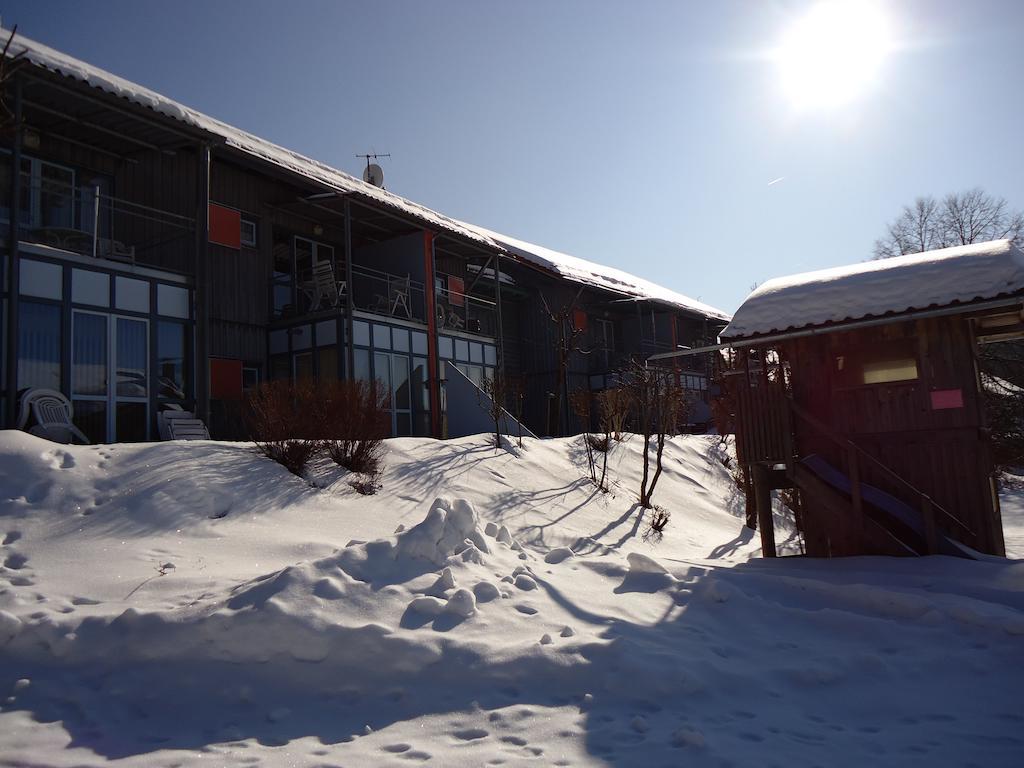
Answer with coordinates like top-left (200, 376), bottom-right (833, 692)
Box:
top-left (776, 1), bottom-right (893, 110)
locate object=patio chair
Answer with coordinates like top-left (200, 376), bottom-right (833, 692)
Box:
top-left (16, 388), bottom-right (90, 444)
top-left (389, 274), bottom-right (412, 318)
top-left (157, 406), bottom-right (210, 440)
top-left (310, 259), bottom-right (346, 311)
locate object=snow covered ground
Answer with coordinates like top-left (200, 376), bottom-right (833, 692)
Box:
top-left (0, 430), bottom-right (1022, 767)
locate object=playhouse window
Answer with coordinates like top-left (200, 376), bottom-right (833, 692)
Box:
top-left (862, 358), bottom-right (918, 385)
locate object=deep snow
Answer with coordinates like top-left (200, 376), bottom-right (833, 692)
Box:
top-left (0, 431), bottom-right (1022, 767)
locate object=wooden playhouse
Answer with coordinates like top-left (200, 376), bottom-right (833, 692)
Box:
top-left (720, 239), bottom-right (1024, 558)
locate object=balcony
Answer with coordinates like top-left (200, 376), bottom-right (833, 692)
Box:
top-left (4, 168), bottom-right (194, 271)
top-left (434, 282), bottom-right (497, 337)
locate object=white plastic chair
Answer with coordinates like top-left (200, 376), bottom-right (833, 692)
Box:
top-left (17, 389), bottom-right (90, 444)
top-left (157, 407), bottom-right (210, 440)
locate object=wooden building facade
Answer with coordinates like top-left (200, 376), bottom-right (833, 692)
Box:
top-left (0, 31), bottom-right (727, 444)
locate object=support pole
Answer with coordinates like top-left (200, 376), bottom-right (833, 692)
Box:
top-left (195, 143), bottom-right (211, 428)
top-left (423, 231), bottom-right (441, 437)
top-left (752, 463), bottom-right (776, 557)
top-left (5, 77), bottom-right (22, 428)
top-left (343, 197), bottom-right (355, 380)
top-left (494, 252), bottom-right (505, 379)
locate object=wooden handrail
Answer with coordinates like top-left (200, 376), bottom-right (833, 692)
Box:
top-left (788, 399), bottom-right (975, 538)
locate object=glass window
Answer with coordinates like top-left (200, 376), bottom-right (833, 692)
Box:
top-left (294, 352), bottom-right (314, 380)
top-left (115, 276), bottom-right (149, 313)
top-left (269, 329), bottom-right (288, 355)
top-left (354, 348), bottom-right (371, 382)
top-left (393, 355), bottom-right (410, 410)
top-left (72, 269), bottom-right (109, 307)
top-left (318, 346), bottom-right (338, 380)
top-left (39, 161), bottom-right (75, 228)
top-left (373, 324), bottom-right (391, 349)
top-left (469, 342), bottom-right (483, 364)
top-left (412, 331), bottom-right (428, 356)
top-left (72, 401), bottom-right (106, 444)
top-left (18, 302), bottom-right (61, 390)
top-left (484, 345), bottom-right (497, 366)
top-left (353, 320), bottom-right (370, 347)
top-left (269, 354), bottom-right (289, 381)
top-left (20, 259), bottom-right (62, 300)
top-left (413, 357), bottom-right (429, 410)
top-left (455, 338), bottom-right (469, 361)
top-left (292, 324), bottom-right (312, 351)
top-left (468, 365), bottom-right (484, 388)
top-left (242, 367), bottom-right (260, 392)
top-left (72, 312), bottom-right (107, 396)
top-left (241, 219), bottom-right (257, 247)
top-left (392, 327), bottom-right (409, 353)
top-left (272, 238), bottom-right (294, 319)
top-left (374, 352), bottom-right (392, 408)
top-left (116, 318), bottom-right (147, 397)
top-left (157, 284), bottom-right (189, 319)
top-left (116, 402), bottom-right (147, 442)
top-left (395, 412), bottom-right (411, 437)
top-left (438, 335), bottom-right (453, 359)
top-left (863, 359), bottom-right (918, 385)
top-left (316, 319), bottom-right (336, 346)
top-left (157, 321), bottom-right (187, 400)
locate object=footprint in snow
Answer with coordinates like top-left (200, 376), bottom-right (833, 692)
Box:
top-left (2, 531), bottom-right (21, 545)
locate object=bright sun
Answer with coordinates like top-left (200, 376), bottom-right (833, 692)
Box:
top-left (776, 1), bottom-right (893, 109)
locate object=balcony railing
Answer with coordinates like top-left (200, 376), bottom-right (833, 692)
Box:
top-left (434, 285), bottom-right (497, 337)
top-left (5, 172), bottom-right (194, 268)
top-left (350, 264), bottom-right (427, 323)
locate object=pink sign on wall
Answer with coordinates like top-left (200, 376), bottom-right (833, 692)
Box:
top-left (930, 389), bottom-right (964, 410)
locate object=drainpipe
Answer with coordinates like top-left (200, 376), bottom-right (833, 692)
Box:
top-left (423, 231), bottom-right (441, 437)
top-left (344, 197), bottom-right (354, 380)
top-left (195, 143), bottom-right (211, 426)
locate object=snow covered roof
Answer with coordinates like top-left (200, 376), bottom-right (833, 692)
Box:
top-left (8, 29), bottom-right (729, 324)
top-left (722, 239), bottom-right (1024, 341)
top-left (466, 224), bottom-right (731, 321)
top-left (6, 29), bottom-right (501, 252)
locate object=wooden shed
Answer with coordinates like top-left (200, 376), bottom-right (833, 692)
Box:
top-left (720, 240), bottom-right (1024, 559)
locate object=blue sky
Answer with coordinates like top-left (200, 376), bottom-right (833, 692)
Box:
top-left (7, 0), bottom-right (1024, 313)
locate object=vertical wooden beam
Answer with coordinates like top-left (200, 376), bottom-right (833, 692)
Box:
top-left (343, 197), bottom-right (355, 380)
top-left (195, 143), bottom-right (211, 427)
top-left (4, 77), bottom-right (22, 427)
top-left (847, 442), bottom-right (865, 550)
top-left (423, 230), bottom-right (441, 437)
top-left (753, 463), bottom-right (776, 557)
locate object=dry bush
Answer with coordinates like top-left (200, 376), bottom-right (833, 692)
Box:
top-left (627, 363), bottom-right (690, 509)
top-left (570, 389), bottom-right (597, 483)
top-left (319, 379), bottom-right (390, 476)
top-left (599, 387), bottom-right (630, 441)
top-left (245, 379), bottom-right (322, 476)
top-left (587, 433), bottom-right (609, 453)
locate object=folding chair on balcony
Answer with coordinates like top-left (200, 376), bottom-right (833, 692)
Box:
top-left (389, 274), bottom-right (412, 318)
top-left (310, 259), bottom-right (346, 311)
top-left (16, 388), bottom-right (90, 444)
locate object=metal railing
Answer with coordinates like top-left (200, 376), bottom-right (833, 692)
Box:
top-left (350, 264), bottom-right (426, 323)
top-left (434, 285), bottom-right (497, 336)
top-left (6, 172), bottom-right (194, 266)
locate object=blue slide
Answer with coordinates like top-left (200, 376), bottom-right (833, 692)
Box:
top-left (800, 454), bottom-right (977, 559)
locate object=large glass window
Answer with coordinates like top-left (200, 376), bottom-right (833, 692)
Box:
top-left (157, 321), bottom-right (187, 400)
top-left (116, 318), bottom-right (148, 397)
top-left (18, 302), bottom-right (61, 390)
top-left (72, 312), bottom-right (108, 396)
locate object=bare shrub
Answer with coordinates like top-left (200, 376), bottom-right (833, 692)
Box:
top-left (319, 379), bottom-right (390, 475)
top-left (570, 389), bottom-right (597, 484)
top-left (587, 433), bottom-right (609, 453)
top-left (245, 379), bottom-right (321, 476)
top-left (599, 387), bottom-right (630, 442)
top-left (627, 363), bottom-right (690, 509)
top-left (478, 370), bottom-right (508, 449)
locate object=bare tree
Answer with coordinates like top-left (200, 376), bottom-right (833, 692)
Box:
top-left (627, 362), bottom-right (689, 509)
top-left (874, 188), bottom-right (1023, 259)
top-left (569, 389), bottom-right (597, 484)
top-left (478, 370), bottom-right (507, 449)
top-left (507, 374), bottom-right (527, 449)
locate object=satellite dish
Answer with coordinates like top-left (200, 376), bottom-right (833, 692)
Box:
top-left (363, 163), bottom-right (384, 188)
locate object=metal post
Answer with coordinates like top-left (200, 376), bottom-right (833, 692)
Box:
top-left (343, 197), bottom-right (355, 380)
top-left (91, 184), bottom-right (100, 259)
top-left (195, 143), bottom-right (211, 427)
top-left (5, 77), bottom-right (23, 428)
top-left (494, 252), bottom-right (505, 378)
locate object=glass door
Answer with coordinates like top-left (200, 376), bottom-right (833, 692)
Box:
top-left (72, 311), bottom-right (149, 442)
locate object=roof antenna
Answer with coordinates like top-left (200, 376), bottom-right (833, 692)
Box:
top-left (357, 152), bottom-right (390, 189)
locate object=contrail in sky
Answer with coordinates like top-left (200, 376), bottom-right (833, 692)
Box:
top-left (767, 177), bottom-right (785, 186)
